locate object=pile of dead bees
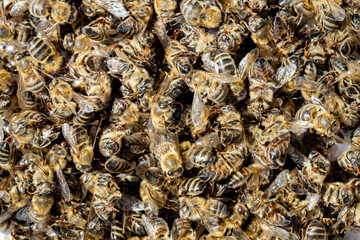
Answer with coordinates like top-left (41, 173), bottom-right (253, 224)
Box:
top-left (1, 0), bottom-right (360, 239)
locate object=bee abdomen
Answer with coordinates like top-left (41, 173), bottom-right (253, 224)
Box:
top-left (138, 153), bottom-right (158, 167)
top-left (214, 52), bottom-right (236, 75)
top-left (127, 216), bottom-right (146, 235)
top-left (28, 37), bottom-right (52, 62)
top-left (189, 145), bottom-right (216, 167)
top-left (29, 0), bottom-right (51, 17)
top-left (199, 159), bottom-right (232, 182)
top-left (323, 13), bottom-right (341, 32)
top-left (74, 109), bottom-right (94, 124)
top-left (23, 91), bottom-right (37, 109)
top-left (179, 177), bottom-right (206, 195)
top-left (305, 220), bottom-right (327, 240)
top-left (0, 142), bottom-right (10, 164)
top-left (105, 156), bottom-right (134, 173)
top-left (111, 220), bottom-right (125, 240)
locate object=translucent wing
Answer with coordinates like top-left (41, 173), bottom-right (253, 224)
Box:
top-left (146, 198), bottom-right (160, 216)
top-left (199, 209), bottom-right (225, 234)
top-left (16, 74), bottom-right (26, 109)
top-left (203, 59), bottom-right (219, 74)
top-left (208, 72), bottom-right (240, 83)
top-left (53, 90), bottom-right (77, 115)
top-left (232, 226), bottom-right (251, 240)
top-left (279, 0), bottom-right (297, 6)
top-left (0, 197), bottom-right (30, 223)
top-left (184, 152), bottom-right (195, 170)
top-left (0, 190), bottom-right (10, 202)
top-left (327, 0), bottom-right (345, 21)
top-left (293, 120), bottom-right (315, 129)
top-left (258, 218), bottom-right (291, 240)
top-left (307, 192), bottom-right (321, 211)
top-left (154, 20), bottom-right (171, 49)
top-left (238, 48), bottom-right (259, 81)
top-left (62, 123), bottom-right (80, 157)
top-left (266, 169), bottom-right (290, 196)
top-left (142, 214), bottom-right (156, 240)
top-left (191, 89), bottom-right (208, 131)
top-left (288, 149), bottom-right (309, 168)
top-left (275, 63), bottom-right (297, 88)
top-left (94, 0), bottom-right (129, 18)
top-left (55, 165), bottom-right (71, 202)
top-left (195, 132), bottom-right (221, 148)
top-left (154, 75), bottom-right (174, 102)
top-left (9, 1), bottom-right (29, 16)
top-left (79, 101), bottom-right (94, 114)
top-left (291, 76), bottom-right (322, 91)
top-left (118, 193), bottom-right (144, 211)
top-left (15, 206), bottom-right (30, 222)
top-left (310, 95), bottom-right (324, 106)
top-left (0, 118), bottom-right (4, 141)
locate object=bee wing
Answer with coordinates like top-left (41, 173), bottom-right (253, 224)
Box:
top-left (184, 153), bottom-right (195, 170)
top-left (0, 196), bottom-right (30, 224)
top-left (238, 48), bottom-right (259, 81)
top-left (288, 200), bottom-right (310, 217)
top-left (258, 218), bottom-right (290, 240)
top-left (199, 210), bottom-right (225, 234)
top-left (232, 227), bottom-right (251, 240)
top-left (292, 120), bottom-right (315, 129)
top-left (154, 20), bottom-right (171, 49)
top-left (0, 190), bottom-right (10, 203)
top-left (275, 63), bottom-right (297, 88)
top-left (16, 74), bottom-right (26, 109)
top-left (15, 205), bottom-right (30, 222)
top-left (306, 192), bottom-right (321, 211)
top-left (154, 75), bottom-right (174, 102)
top-left (191, 89), bottom-right (208, 130)
top-left (79, 101), bottom-right (94, 113)
top-left (288, 148), bottom-right (309, 168)
top-left (94, 0), bottom-right (129, 18)
top-left (54, 90), bottom-right (77, 115)
top-left (278, 0), bottom-right (297, 6)
top-left (203, 59), bottom-right (220, 73)
top-left (55, 165), bottom-right (71, 202)
top-left (0, 119), bottom-right (4, 141)
top-left (328, 0), bottom-right (346, 21)
top-left (114, 48), bottom-right (144, 73)
top-left (9, 0), bottom-right (28, 16)
top-left (117, 193), bottom-right (144, 211)
top-left (266, 169), bottom-right (290, 196)
top-left (62, 123), bottom-right (80, 156)
top-left (208, 73), bottom-right (239, 83)
top-left (289, 76), bottom-right (322, 91)
top-left (142, 214), bottom-right (157, 240)
top-left (310, 95), bottom-right (324, 107)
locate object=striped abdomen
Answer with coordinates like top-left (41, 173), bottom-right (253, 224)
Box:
top-left (110, 220), bottom-right (125, 240)
top-left (305, 220), bottom-right (328, 240)
top-left (29, 0), bottom-right (52, 17)
top-left (199, 159), bottom-right (232, 182)
top-left (323, 12), bottom-right (341, 32)
top-left (205, 198), bottom-right (229, 218)
top-left (23, 91), bottom-right (37, 109)
top-left (127, 215), bottom-right (146, 235)
top-left (27, 37), bottom-right (55, 64)
top-left (179, 177), bottom-right (206, 196)
top-left (73, 109), bottom-right (94, 124)
top-left (214, 52), bottom-right (236, 75)
top-left (188, 145), bottom-right (216, 167)
top-left (0, 141), bottom-right (10, 165)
